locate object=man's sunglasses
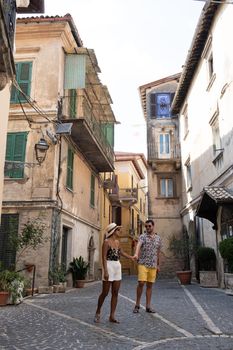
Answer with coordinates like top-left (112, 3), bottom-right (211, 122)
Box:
top-left (145, 225), bottom-right (152, 228)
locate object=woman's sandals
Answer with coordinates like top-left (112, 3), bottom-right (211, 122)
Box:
top-left (133, 305), bottom-right (140, 313)
top-left (94, 314), bottom-right (100, 323)
top-left (109, 317), bottom-right (120, 323)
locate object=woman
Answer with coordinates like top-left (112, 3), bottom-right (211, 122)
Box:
top-left (94, 223), bottom-right (134, 324)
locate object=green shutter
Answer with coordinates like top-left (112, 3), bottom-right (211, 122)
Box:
top-left (10, 62), bottom-right (32, 103)
top-left (90, 174), bottom-right (95, 207)
top-left (69, 89), bottom-right (77, 118)
top-left (5, 132), bottom-right (27, 178)
top-left (64, 54), bottom-right (86, 89)
top-left (66, 148), bottom-right (74, 190)
top-left (101, 123), bottom-right (114, 147)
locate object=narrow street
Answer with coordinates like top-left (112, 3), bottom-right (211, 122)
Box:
top-left (1, 276), bottom-right (233, 350)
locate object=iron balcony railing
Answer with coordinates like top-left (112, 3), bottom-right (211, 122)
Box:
top-left (118, 188), bottom-right (138, 201)
top-left (148, 141), bottom-right (181, 160)
top-left (62, 93), bottom-right (114, 165)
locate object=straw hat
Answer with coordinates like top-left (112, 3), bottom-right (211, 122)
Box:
top-left (105, 223), bottom-right (121, 239)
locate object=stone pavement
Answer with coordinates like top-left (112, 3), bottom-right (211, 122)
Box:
top-left (1, 276), bottom-right (233, 349)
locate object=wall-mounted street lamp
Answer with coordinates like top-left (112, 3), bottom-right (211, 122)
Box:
top-left (35, 138), bottom-right (49, 165)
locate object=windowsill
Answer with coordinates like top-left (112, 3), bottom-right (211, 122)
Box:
top-left (156, 196), bottom-right (179, 200)
top-left (206, 73), bottom-right (216, 91)
top-left (212, 150), bottom-right (224, 165)
top-left (4, 177), bottom-right (29, 183)
top-left (66, 187), bottom-right (74, 193)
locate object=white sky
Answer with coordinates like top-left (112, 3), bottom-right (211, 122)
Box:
top-left (44, 0), bottom-right (204, 156)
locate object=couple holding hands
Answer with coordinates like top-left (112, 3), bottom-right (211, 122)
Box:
top-left (94, 219), bottom-right (162, 324)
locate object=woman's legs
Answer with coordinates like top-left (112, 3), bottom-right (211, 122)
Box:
top-left (95, 281), bottom-right (111, 319)
top-left (109, 280), bottom-right (121, 322)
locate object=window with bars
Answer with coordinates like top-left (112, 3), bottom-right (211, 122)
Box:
top-left (90, 173), bottom-right (95, 207)
top-left (10, 62), bottom-right (32, 103)
top-left (150, 93), bottom-right (174, 118)
top-left (5, 132), bottom-right (27, 178)
top-left (66, 148), bottom-right (74, 190)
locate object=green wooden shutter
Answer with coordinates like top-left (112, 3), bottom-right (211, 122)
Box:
top-left (90, 174), bottom-right (95, 207)
top-left (5, 132), bottom-right (27, 178)
top-left (66, 148), bottom-right (74, 190)
top-left (101, 123), bottom-right (114, 147)
top-left (10, 62), bottom-right (32, 103)
top-left (69, 89), bottom-right (77, 118)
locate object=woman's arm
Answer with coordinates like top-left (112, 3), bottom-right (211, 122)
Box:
top-left (120, 248), bottom-right (134, 260)
top-left (102, 240), bottom-right (109, 280)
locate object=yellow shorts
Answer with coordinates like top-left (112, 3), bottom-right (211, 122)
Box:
top-left (138, 264), bottom-right (157, 283)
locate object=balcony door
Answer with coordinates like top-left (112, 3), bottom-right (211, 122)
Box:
top-left (159, 133), bottom-right (170, 158)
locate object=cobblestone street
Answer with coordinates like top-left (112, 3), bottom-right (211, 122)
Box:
top-left (1, 276), bottom-right (233, 350)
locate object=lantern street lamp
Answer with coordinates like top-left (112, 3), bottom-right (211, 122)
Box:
top-left (35, 138), bottom-right (49, 165)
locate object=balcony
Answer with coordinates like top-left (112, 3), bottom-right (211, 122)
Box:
top-left (61, 93), bottom-right (114, 172)
top-left (148, 141), bottom-right (181, 169)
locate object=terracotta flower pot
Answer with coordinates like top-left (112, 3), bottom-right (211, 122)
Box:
top-left (0, 291), bottom-right (9, 306)
top-left (75, 280), bottom-right (85, 288)
top-left (176, 270), bottom-right (192, 285)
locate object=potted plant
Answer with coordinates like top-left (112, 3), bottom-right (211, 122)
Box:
top-left (49, 264), bottom-right (67, 293)
top-left (169, 229), bottom-right (194, 285)
top-left (68, 256), bottom-right (89, 288)
top-left (0, 269), bottom-right (25, 305)
top-left (219, 237), bottom-right (233, 293)
top-left (197, 246), bottom-right (218, 287)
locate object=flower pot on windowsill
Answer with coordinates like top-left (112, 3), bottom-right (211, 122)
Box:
top-left (176, 270), bottom-right (192, 285)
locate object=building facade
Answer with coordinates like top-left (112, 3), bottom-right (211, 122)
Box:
top-left (172, 2), bottom-right (233, 286)
top-left (0, 15), bottom-right (116, 287)
top-left (107, 152), bottom-right (148, 274)
top-left (139, 74), bottom-right (183, 277)
top-left (0, 0), bottom-right (44, 219)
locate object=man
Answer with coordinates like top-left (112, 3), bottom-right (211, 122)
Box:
top-left (133, 219), bottom-right (162, 313)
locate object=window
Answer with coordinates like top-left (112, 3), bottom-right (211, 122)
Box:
top-left (68, 89), bottom-right (77, 118)
top-left (150, 93), bottom-right (174, 118)
top-left (183, 104), bottom-right (189, 139)
top-left (208, 52), bottom-right (214, 80)
top-left (5, 132), bottom-right (27, 178)
top-left (202, 36), bottom-right (215, 89)
top-left (0, 214), bottom-right (19, 269)
top-left (209, 110), bottom-right (223, 164)
top-left (159, 133), bottom-right (170, 158)
top-left (10, 62), bottom-right (32, 103)
top-left (90, 173), bottom-right (95, 207)
top-left (66, 148), bottom-right (74, 190)
top-left (160, 178), bottom-right (174, 197)
top-left (185, 158), bottom-right (192, 191)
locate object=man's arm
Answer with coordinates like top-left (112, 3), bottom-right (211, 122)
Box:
top-left (133, 241), bottom-right (142, 260)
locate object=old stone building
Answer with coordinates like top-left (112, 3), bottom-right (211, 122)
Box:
top-left (139, 74), bottom-right (183, 277)
top-left (112, 152), bottom-right (148, 274)
top-left (0, 14), bottom-right (116, 287)
top-left (0, 0), bottom-right (44, 219)
top-left (172, 2), bottom-right (233, 286)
